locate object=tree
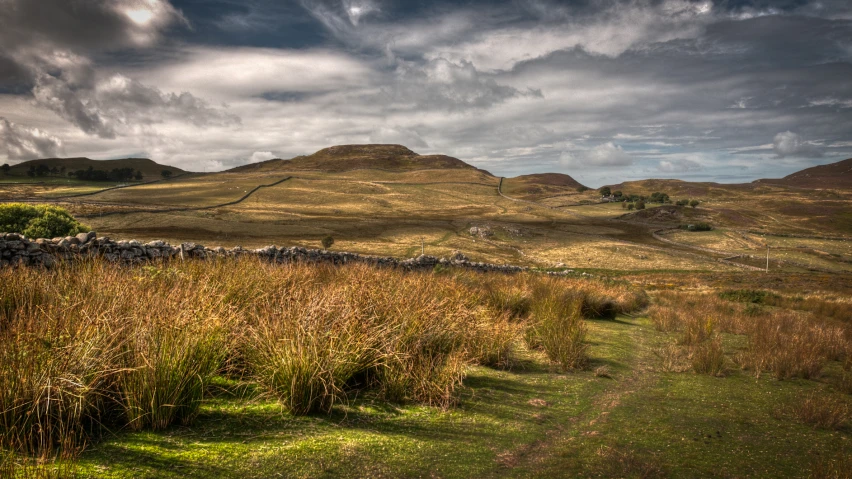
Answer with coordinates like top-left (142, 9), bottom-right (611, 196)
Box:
top-left (613, 190), bottom-right (623, 198)
top-left (636, 201), bottom-right (646, 210)
top-left (650, 192), bottom-right (670, 204)
top-left (161, 170), bottom-right (173, 179)
top-left (321, 235), bottom-right (334, 249)
top-left (576, 186), bottom-right (590, 193)
top-left (0, 164), bottom-right (9, 175)
top-left (689, 200), bottom-right (700, 208)
top-left (26, 165), bottom-right (36, 177)
top-left (676, 199), bottom-right (689, 206)
top-left (627, 203), bottom-right (635, 210)
top-left (35, 164), bottom-right (50, 177)
top-left (599, 186), bottom-right (612, 197)
top-left (134, 170), bottom-right (143, 181)
top-left (50, 166), bottom-right (59, 176)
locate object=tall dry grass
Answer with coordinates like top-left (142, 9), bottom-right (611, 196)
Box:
top-left (1, 257), bottom-right (647, 470)
top-left (650, 291), bottom-right (852, 380)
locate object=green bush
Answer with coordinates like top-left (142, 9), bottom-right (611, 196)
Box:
top-left (0, 203), bottom-right (89, 238)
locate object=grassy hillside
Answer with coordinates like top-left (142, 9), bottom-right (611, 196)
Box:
top-left (2, 144), bottom-right (851, 273)
top-left (229, 144), bottom-right (490, 173)
top-left (501, 173), bottom-right (589, 202)
top-left (5, 157), bottom-right (186, 180)
top-left (754, 157), bottom-right (852, 189)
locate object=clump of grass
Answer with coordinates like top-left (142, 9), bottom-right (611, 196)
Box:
top-left (647, 305), bottom-right (679, 332)
top-left (526, 289), bottom-right (588, 371)
top-left (794, 393), bottom-right (850, 430)
top-left (593, 445), bottom-right (665, 478)
top-left (691, 336), bottom-right (725, 376)
top-left (655, 344), bottom-right (691, 373)
top-left (810, 454), bottom-right (852, 479)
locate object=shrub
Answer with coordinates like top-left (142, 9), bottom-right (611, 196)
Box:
top-left (636, 201), bottom-right (646, 210)
top-left (0, 203), bottom-right (89, 238)
top-left (689, 200), bottom-right (700, 208)
top-left (321, 235), bottom-right (334, 249)
top-left (675, 199), bottom-right (689, 206)
top-left (627, 203), bottom-right (635, 210)
top-left (576, 186), bottom-right (590, 193)
top-left (599, 186), bottom-right (611, 196)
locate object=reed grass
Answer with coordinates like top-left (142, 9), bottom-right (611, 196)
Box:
top-left (0, 258), bottom-right (645, 470)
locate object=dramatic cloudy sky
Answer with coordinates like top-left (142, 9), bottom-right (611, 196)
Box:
top-left (1, 0), bottom-right (851, 185)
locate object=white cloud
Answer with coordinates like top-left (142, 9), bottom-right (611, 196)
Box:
top-left (0, 117), bottom-right (64, 161)
top-left (249, 151), bottom-right (276, 163)
top-left (562, 142), bottom-right (633, 167)
top-left (658, 159), bottom-right (702, 172)
top-left (772, 131), bottom-right (823, 158)
top-left (139, 47), bottom-right (374, 99)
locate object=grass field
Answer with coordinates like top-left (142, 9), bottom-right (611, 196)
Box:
top-left (1, 259), bottom-right (849, 478)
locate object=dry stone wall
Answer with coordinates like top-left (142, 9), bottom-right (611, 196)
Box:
top-left (0, 232), bottom-right (527, 273)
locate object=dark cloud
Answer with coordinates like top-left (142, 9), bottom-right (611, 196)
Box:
top-left (0, 0), bottom-right (237, 141)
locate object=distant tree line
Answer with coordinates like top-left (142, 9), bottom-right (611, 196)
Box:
top-left (597, 186), bottom-right (701, 211)
top-left (68, 166), bottom-right (143, 182)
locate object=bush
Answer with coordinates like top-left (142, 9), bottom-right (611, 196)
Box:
top-left (599, 186), bottom-right (611, 196)
top-left (576, 186), bottom-right (590, 193)
top-left (676, 199), bottom-right (689, 206)
top-left (321, 235), bottom-right (334, 249)
top-left (689, 200), bottom-right (700, 208)
top-left (627, 203), bottom-right (635, 210)
top-left (635, 201), bottom-right (646, 210)
top-left (718, 289), bottom-right (780, 304)
top-left (0, 203), bottom-right (89, 238)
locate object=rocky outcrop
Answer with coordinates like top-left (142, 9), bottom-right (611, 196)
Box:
top-left (0, 232), bottom-right (527, 273)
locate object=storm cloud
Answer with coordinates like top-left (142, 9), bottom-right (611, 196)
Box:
top-left (0, 0), bottom-right (850, 185)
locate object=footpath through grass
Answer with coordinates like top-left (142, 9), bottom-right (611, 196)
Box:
top-left (73, 315), bottom-right (850, 478)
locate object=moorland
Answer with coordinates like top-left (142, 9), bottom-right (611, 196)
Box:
top-left (1, 144), bottom-right (850, 478)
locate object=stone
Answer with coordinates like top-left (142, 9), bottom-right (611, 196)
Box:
top-left (76, 232), bottom-right (91, 244)
top-left (66, 236), bottom-right (81, 246)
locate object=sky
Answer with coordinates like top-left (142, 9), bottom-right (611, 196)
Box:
top-left (1, 0), bottom-right (851, 186)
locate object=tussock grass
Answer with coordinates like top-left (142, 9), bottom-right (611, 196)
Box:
top-left (650, 291), bottom-right (851, 380)
top-left (0, 257), bottom-right (645, 470)
top-left (794, 393), bottom-right (850, 431)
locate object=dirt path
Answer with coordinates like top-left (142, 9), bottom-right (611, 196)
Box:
top-left (493, 317), bottom-right (662, 477)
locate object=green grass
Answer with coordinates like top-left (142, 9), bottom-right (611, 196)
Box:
top-left (67, 315), bottom-right (849, 478)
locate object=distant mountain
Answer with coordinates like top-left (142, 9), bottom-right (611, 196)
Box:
top-left (6, 157), bottom-right (186, 179)
top-left (753, 158), bottom-right (852, 189)
top-left (228, 144), bottom-right (492, 174)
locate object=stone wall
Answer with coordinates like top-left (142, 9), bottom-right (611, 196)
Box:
top-left (0, 232), bottom-right (527, 273)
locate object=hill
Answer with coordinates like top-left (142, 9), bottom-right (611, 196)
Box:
top-left (500, 173), bottom-right (588, 201)
top-left (6, 157), bottom-right (186, 180)
top-left (228, 144), bottom-right (491, 174)
top-left (753, 157), bottom-right (852, 189)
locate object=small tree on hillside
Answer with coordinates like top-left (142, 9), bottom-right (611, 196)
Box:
top-left (636, 201), bottom-right (646, 210)
top-left (321, 235), bottom-right (334, 250)
top-left (690, 200), bottom-right (700, 208)
top-left (134, 170), bottom-right (143, 181)
top-left (627, 203), bottom-right (635, 210)
top-left (161, 170), bottom-right (173, 179)
top-left (1, 164), bottom-right (9, 175)
top-left (599, 186), bottom-right (612, 197)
